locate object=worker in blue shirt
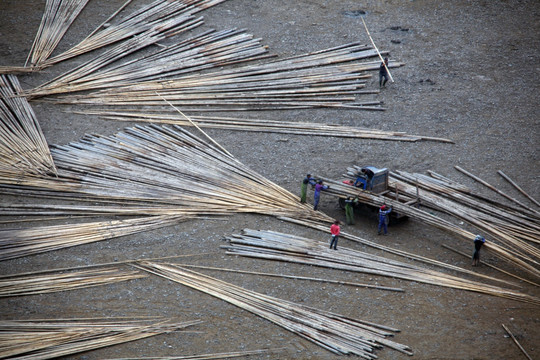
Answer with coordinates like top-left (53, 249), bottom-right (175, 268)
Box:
top-left (377, 204), bottom-right (392, 235)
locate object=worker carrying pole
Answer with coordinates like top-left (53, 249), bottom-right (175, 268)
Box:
top-left (361, 16), bottom-right (394, 83)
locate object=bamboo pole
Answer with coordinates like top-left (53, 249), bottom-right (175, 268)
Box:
top-left (501, 324), bottom-right (533, 360)
top-left (360, 16), bottom-right (394, 82)
top-left (498, 170), bottom-right (540, 208)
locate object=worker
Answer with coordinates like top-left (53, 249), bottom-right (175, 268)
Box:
top-left (377, 204), bottom-right (392, 235)
top-left (472, 235), bottom-right (486, 266)
top-left (313, 180), bottom-right (329, 211)
top-left (354, 167), bottom-right (374, 190)
top-left (300, 174), bottom-right (316, 203)
top-left (330, 220), bottom-right (340, 250)
top-left (344, 196), bottom-right (358, 225)
top-left (379, 57), bottom-right (389, 88)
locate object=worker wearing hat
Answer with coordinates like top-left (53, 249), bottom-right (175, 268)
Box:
top-left (378, 204), bottom-right (392, 235)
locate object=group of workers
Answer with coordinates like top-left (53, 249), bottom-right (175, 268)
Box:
top-left (300, 172), bottom-right (487, 266)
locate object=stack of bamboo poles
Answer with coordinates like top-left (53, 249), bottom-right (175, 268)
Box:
top-left (0, 124), bottom-right (332, 260)
top-left (0, 318), bottom-right (201, 359)
top-left (0, 74), bottom-right (56, 176)
top-left (391, 170), bottom-right (540, 264)
top-left (25, 0), bottom-right (91, 68)
top-left (223, 229), bottom-right (540, 305)
top-left (135, 261), bottom-right (413, 357)
top-left (29, 28), bottom-right (272, 98)
top-left (44, 44), bottom-right (399, 111)
top-left (0, 267), bottom-right (145, 297)
top-left (315, 170), bottom-right (540, 283)
top-left (0, 215), bottom-right (193, 261)
top-left (77, 110), bottom-right (453, 143)
top-left (34, 0), bottom-right (228, 68)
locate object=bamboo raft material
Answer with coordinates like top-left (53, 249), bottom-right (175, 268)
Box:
top-left (77, 110), bottom-right (453, 143)
top-left (313, 168), bottom-right (540, 283)
top-left (0, 318), bottom-right (201, 359)
top-left (134, 261), bottom-right (414, 357)
top-left (0, 267), bottom-right (145, 297)
top-left (223, 229), bottom-right (540, 305)
top-left (26, 0), bottom-right (91, 68)
top-left (33, 0), bottom-right (227, 68)
top-left (0, 74), bottom-right (56, 176)
top-left (38, 45), bottom-right (399, 111)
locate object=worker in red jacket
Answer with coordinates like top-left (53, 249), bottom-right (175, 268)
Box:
top-left (330, 220), bottom-right (340, 250)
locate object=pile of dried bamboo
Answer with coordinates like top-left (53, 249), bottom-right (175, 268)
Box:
top-left (44, 44), bottom-right (399, 111)
top-left (223, 229), bottom-right (540, 305)
top-left (35, 0), bottom-right (227, 68)
top-left (0, 124), bottom-right (332, 260)
top-left (135, 261), bottom-right (413, 357)
top-left (0, 74), bottom-right (56, 176)
top-left (315, 169), bottom-right (540, 283)
top-left (78, 110), bottom-right (453, 143)
top-left (29, 28), bottom-right (272, 98)
top-left (26, 0), bottom-right (90, 68)
top-left (0, 318), bottom-right (201, 359)
top-left (0, 215), bottom-right (191, 261)
top-left (0, 267), bottom-right (145, 297)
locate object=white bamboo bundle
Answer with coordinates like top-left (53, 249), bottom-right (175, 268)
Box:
top-left (77, 110), bottom-right (453, 143)
top-left (135, 261), bottom-right (413, 357)
top-left (0, 215), bottom-right (190, 261)
top-left (0, 74), bottom-right (56, 176)
top-left (392, 170), bottom-right (540, 261)
top-left (26, 0), bottom-right (91, 68)
top-left (29, 28), bottom-right (272, 97)
top-left (46, 45), bottom-right (400, 111)
top-left (0, 267), bottom-right (146, 297)
top-left (223, 229), bottom-right (540, 305)
top-left (37, 0), bottom-right (227, 68)
top-left (315, 173), bottom-right (540, 282)
top-left (0, 318), bottom-right (201, 359)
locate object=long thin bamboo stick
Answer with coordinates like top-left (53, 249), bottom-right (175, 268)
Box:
top-left (501, 324), bottom-right (533, 360)
top-left (498, 170), bottom-right (540, 208)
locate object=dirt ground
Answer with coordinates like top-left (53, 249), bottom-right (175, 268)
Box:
top-left (1, 0), bottom-right (539, 359)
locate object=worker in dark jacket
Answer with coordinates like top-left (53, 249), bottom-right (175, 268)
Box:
top-left (377, 204), bottom-right (392, 235)
top-left (472, 235), bottom-right (486, 266)
top-left (379, 57), bottom-right (389, 88)
top-left (300, 174), bottom-right (316, 203)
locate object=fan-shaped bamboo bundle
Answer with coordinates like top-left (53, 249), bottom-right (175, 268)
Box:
top-left (36, 0), bottom-right (227, 68)
top-left (0, 74), bottom-right (56, 176)
top-left (29, 28), bottom-right (272, 98)
top-left (223, 229), bottom-right (540, 305)
top-left (0, 215), bottom-right (190, 261)
top-left (48, 44), bottom-right (399, 111)
top-left (0, 267), bottom-right (145, 297)
top-left (80, 110), bottom-right (453, 143)
top-left (26, 0), bottom-right (91, 68)
top-left (0, 318), bottom-right (201, 359)
top-left (135, 261), bottom-right (413, 357)
top-left (315, 173), bottom-right (540, 283)
top-left (391, 170), bottom-right (540, 263)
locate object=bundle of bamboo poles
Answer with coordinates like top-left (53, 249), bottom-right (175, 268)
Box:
top-left (29, 28), bottom-right (272, 98)
top-left (35, 0), bottom-right (227, 68)
top-left (0, 215), bottom-right (191, 261)
top-left (223, 229), bottom-right (540, 305)
top-left (45, 44), bottom-right (399, 111)
top-left (0, 74), bottom-right (56, 176)
top-left (0, 318), bottom-right (201, 359)
top-left (134, 261), bottom-right (413, 357)
top-left (77, 110), bottom-right (453, 143)
top-left (0, 124), bottom-right (332, 260)
top-left (0, 267), bottom-right (145, 297)
top-left (391, 170), bottom-right (540, 263)
top-left (26, 0), bottom-right (91, 68)
top-left (314, 171), bottom-right (540, 283)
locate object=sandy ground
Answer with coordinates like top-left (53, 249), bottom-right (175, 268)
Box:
top-left (0, 0), bottom-right (539, 359)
